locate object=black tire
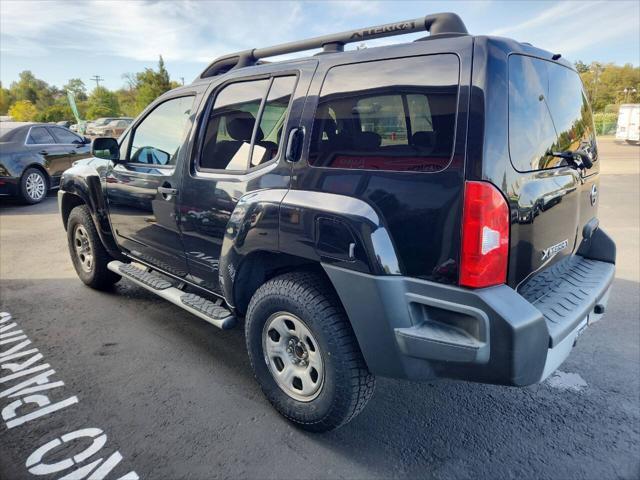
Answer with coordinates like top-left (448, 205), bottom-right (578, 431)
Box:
top-left (19, 167), bottom-right (48, 204)
top-left (245, 271), bottom-right (375, 432)
top-left (625, 140), bottom-right (639, 145)
top-left (66, 205), bottom-right (120, 289)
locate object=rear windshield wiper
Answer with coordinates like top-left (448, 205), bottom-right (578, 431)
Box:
top-left (547, 149), bottom-right (593, 170)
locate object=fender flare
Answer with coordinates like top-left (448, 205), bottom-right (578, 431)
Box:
top-left (219, 188), bottom-right (402, 310)
top-left (58, 164), bottom-right (123, 260)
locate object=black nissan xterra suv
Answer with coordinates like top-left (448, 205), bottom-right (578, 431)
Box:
top-left (59, 13), bottom-right (616, 431)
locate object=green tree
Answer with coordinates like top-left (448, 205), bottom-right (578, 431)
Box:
top-left (8, 100), bottom-right (38, 121)
top-left (86, 86), bottom-right (120, 119)
top-left (9, 71), bottom-right (56, 110)
top-left (577, 61), bottom-right (640, 112)
top-left (63, 78), bottom-right (88, 101)
top-left (134, 55), bottom-right (173, 112)
top-left (35, 104), bottom-right (74, 123)
top-left (0, 83), bottom-right (14, 115)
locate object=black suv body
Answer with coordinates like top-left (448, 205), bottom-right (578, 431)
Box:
top-left (58, 13), bottom-right (616, 431)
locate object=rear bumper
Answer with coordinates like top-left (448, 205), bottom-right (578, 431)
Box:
top-left (324, 229), bottom-right (615, 386)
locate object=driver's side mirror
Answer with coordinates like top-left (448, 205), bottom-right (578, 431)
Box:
top-left (92, 137), bottom-right (119, 161)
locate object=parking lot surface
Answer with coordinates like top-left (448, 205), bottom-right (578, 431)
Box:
top-left (0, 137), bottom-right (638, 479)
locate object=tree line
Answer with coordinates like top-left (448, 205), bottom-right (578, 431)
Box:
top-left (0, 56), bottom-right (180, 123)
top-left (0, 58), bottom-right (638, 124)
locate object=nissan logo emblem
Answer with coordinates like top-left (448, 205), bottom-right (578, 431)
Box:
top-left (590, 184), bottom-right (598, 206)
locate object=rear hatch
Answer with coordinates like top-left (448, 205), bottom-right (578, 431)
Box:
top-left (506, 54), bottom-right (599, 287)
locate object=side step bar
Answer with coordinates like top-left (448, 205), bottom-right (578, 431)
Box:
top-left (108, 261), bottom-right (236, 330)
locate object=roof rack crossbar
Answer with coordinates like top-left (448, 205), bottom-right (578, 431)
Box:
top-left (200, 12), bottom-right (467, 78)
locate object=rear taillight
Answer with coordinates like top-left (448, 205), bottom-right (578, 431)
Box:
top-left (460, 181), bottom-right (510, 288)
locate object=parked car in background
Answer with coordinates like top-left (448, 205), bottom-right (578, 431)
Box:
top-left (615, 104), bottom-right (640, 145)
top-left (92, 118), bottom-right (133, 138)
top-left (0, 122), bottom-right (91, 203)
top-left (85, 117), bottom-right (121, 135)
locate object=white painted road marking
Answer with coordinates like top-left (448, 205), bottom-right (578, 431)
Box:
top-left (0, 311), bottom-right (139, 479)
top-left (546, 370), bottom-right (588, 392)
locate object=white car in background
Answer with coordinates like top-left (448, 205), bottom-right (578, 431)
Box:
top-left (616, 104), bottom-right (640, 145)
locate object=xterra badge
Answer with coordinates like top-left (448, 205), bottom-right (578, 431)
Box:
top-left (541, 239), bottom-right (569, 261)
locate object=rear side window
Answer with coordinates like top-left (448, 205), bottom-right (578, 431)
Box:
top-left (50, 127), bottom-right (82, 144)
top-left (27, 127), bottom-right (55, 145)
top-left (508, 55), bottom-right (596, 172)
top-left (199, 75), bottom-right (296, 172)
top-left (309, 55), bottom-right (459, 172)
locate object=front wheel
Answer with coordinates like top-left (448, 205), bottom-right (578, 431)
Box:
top-left (66, 205), bottom-right (120, 289)
top-left (245, 271), bottom-right (375, 432)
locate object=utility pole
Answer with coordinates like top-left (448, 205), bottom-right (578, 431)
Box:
top-left (90, 75), bottom-right (104, 88)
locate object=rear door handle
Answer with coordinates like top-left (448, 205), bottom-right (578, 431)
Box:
top-left (38, 150), bottom-right (48, 155)
top-left (158, 186), bottom-right (178, 196)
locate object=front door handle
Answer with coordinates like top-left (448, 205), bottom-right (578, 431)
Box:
top-left (158, 186), bottom-right (178, 198)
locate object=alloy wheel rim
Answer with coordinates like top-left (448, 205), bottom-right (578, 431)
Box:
top-left (262, 312), bottom-right (325, 402)
top-left (25, 172), bottom-right (46, 201)
top-left (73, 225), bottom-right (93, 273)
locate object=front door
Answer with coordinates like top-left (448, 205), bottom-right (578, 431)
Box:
top-left (106, 95), bottom-right (197, 277)
top-left (178, 62), bottom-right (316, 292)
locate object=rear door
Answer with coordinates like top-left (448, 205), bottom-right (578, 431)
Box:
top-left (48, 126), bottom-right (91, 174)
top-left (507, 55), bottom-right (599, 285)
top-left (178, 61), bottom-right (316, 293)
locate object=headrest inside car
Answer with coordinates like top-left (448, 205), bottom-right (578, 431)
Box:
top-left (225, 111), bottom-right (263, 141)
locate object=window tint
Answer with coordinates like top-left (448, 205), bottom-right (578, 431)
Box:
top-left (250, 76), bottom-right (296, 167)
top-left (27, 127), bottom-right (55, 145)
top-left (50, 127), bottom-right (82, 144)
top-left (309, 55), bottom-right (459, 172)
top-left (129, 96), bottom-right (194, 166)
top-left (200, 79), bottom-right (269, 171)
top-left (508, 55), bottom-right (596, 171)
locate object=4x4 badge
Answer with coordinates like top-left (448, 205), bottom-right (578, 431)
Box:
top-left (541, 239), bottom-right (568, 261)
top-left (590, 184), bottom-right (598, 206)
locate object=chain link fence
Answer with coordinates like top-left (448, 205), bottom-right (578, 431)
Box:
top-left (593, 112), bottom-right (618, 135)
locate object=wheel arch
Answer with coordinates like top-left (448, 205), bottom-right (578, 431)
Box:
top-left (58, 164), bottom-right (124, 260)
top-left (232, 250), bottom-right (322, 315)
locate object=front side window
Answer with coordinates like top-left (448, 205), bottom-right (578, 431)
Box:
top-left (508, 55), bottom-right (596, 172)
top-left (309, 55), bottom-right (459, 172)
top-left (200, 75), bottom-right (296, 171)
top-left (27, 127), bottom-right (55, 145)
top-left (50, 127), bottom-right (83, 144)
top-left (129, 96), bottom-right (194, 166)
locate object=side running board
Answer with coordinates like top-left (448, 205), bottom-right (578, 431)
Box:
top-left (107, 261), bottom-right (236, 330)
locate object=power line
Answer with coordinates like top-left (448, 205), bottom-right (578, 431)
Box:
top-left (90, 75), bottom-right (104, 88)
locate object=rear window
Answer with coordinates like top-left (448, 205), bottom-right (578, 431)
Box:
top-left (309, 55), bottom-right (460, 172)
top-left (508, 55), bottom-right (596, 172)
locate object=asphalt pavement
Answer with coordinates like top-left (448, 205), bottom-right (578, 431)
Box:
top-left (0, 137), bottom-right (638, 479)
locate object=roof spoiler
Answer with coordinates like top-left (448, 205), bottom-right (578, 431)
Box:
top-left (199, 12), bottom-right (468, 79)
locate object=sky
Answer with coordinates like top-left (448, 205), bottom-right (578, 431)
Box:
top-left (1, 0), bottom-right (639, 91)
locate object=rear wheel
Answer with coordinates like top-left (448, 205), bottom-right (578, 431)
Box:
top-left (245, 271), bottom-right (375, 432)
top-left (19, 168), bottom-right (48, 204)
top-left (66, 205), bottom-right (120, 289)
top-left (625, 140), bottom-right (639, 145)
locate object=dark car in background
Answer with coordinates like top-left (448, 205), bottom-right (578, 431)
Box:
top-left (0, 122), bottom-right (91, 204)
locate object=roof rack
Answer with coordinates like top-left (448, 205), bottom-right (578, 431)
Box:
top-left (199, 12), bottom-right (467, 79)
